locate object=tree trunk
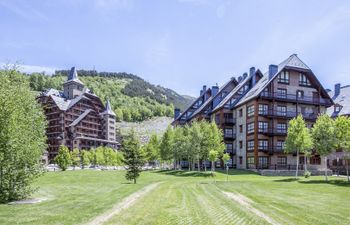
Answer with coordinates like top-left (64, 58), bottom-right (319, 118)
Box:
top-left (304, 155), bottom-right (308, 172)
top-left (346, 157), bottom-right (349, 182)
top-left (325, 156), bottom-right (328, 181)
top-left (204, 162), bottom-right (207, 172)
top-left (197, 157), bottom-right (200, 172)
top-left (134, 178), bottom-right (136, 184)
top-left (226, 164), bottom-right (229, 182)
top-left (295, 150), bottom-right (299, 179)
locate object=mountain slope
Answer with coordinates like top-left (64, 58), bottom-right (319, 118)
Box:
top-left (26, 70), bottom-right (195, 122)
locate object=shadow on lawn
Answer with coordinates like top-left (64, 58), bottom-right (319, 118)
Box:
top-left (298, 179), bottom-right (350, 187)
top-left (154, 170), bottom-right (212, 178)
top-left (273, 178), bottom-right (350, 187)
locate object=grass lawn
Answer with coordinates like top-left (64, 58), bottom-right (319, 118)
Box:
top-left (0, 169), bottom-right (349, 225)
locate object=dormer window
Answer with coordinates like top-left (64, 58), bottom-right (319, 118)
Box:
top-left (335, 105), bottom-right (342, 113)
top-left (278, 71), bottom-right (289, 84)
top-left (299, 73), bottom-right (311, 86)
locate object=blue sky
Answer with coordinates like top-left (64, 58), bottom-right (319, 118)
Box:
top-left (1, 0), bottom-right (350, 96)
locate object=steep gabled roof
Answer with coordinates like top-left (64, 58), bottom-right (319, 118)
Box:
top-left (327, 85), bottom-right (350, 117)
top-left (101, 100), bottom-right (116, 116)
top-left (212, 69), bottom-right (263, 112)
top-left (189, 78), bottom-right (237, 119)
top-left (64, 67), bottom-right (84, 85)
top-left (173, 88), bottom-right (211, 122)
top-left (236, 54), bottom-right (332, 107)
top-left (69, 109), bottom-right (92, 127)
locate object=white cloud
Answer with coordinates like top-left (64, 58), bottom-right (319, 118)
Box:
top-left (0, 0), bottom-right (48, 21)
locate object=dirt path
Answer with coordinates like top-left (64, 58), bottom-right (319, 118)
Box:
top-left (85, 182), bottom-right (160, 225)
top-left (222, 191), bottom-right (281, 225)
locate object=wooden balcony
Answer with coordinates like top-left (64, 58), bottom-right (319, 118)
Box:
top-left (224, 133), bottom-right (236, 139)
top-left (260, 92), bottom-right (332, 106)
top-left (259, 110), bottom-right (317, 121)
top-left (259, 128), bottom-right (287, 136)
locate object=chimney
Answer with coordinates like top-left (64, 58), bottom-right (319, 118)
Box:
top-left (238, 76), bottom-right (242, 82)
top-left (268, 64), bottom-right (278, 79)
top-left (174, 108), bottom-right (181, 119)
top-left (211, 85), bottom-right (219, 96)
top-left (212, 85), bottom-right (220, 108)
top-left (243, 73), bottom-right (248, 79)
top-left (250, 67), bottom-right (256, 86)
top-left (335, 83), bottom-right (341, 97)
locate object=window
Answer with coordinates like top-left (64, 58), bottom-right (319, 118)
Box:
top-left (224, 128), bottom-right (233, 137)
top-left (310, 155), bottom-right (321, 165)
top-left (258, 104), bottom-right (269, 115)
top-left (277, 123), bottom-right (287, 133)
top-left (239, 125), bottom-right (243, 133)
top-left (299, 73), bottom-right (311, 86)
top-left (239, 109), bottom-right (243, 117)
top-left (276, 105), bottom-right (287, 116)
top-left (335, 105), bottom-right (342, 113)
top-left (276, 140), bottom-right (285, 151)
top-left (247, 140), bottom-right (254, 151)
top-left (258, 121), bottom-right (268, 133)
top-left (226, 143), bottom-right (233, 151)
top-left (247, 123), bottom-right (254, 134)
top-left (259, 156), bottom-right (269, 169)
top-left (239, 141), bottom-right (243, 149)
top-left (277, 156), bottom-right (287, 166)
top-left (297, 90), bottom-right (304, 99)
top-left (247, 157), bottom-right (255, 166)
top-left (277, 88), bottom-right (287, 98)
top-left (239, 156), bottom-right (243, 165)
top-left (278, 71), bottom-right (289, 84)
top-left (247, 105), bottom-right (255, 117)
top-left (258, 140), bottom-right (268, 150)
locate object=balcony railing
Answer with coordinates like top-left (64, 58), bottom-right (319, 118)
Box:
top-left (259, 110), bottom-right (317, 121)
top-left (224, 133), bottom-right (236, 139)
top-left (225, 147), bottom-right (236, 154)
top-left (224, 117), bottom-right (236, 124)
top-left (261, 92), bottom-right (332, 105)
top-left (259, 128), bottom-right (287, 136)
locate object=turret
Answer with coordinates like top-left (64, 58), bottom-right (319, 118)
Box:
top-left (101, 100), bottom-right (116, 141)
top-left (63, 67), bottom-right (85, 99)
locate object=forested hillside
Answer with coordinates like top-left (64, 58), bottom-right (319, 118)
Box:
top-left (23, 70), bottom-right (194, 122)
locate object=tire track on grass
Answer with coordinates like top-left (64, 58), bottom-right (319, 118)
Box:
top-left (85, 182), bottom-right (160, 225)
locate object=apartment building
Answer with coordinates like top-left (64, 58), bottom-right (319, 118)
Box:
top-left (173, 54), bottom-right (333, 171)
top-left (38, 67), bottom-right (120, 161)
top-left (327, 84), bottom-right (350, 174)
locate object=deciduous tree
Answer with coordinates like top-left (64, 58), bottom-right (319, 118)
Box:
top-left (285, 115), bottom-right (313, 179)
top-left (334, 116), bottom-right (350, 182)
top-left (312, 114), bottom-right (336, 181)
top-left (0, 69), bottom-right (47, 203)
top-left (55, 145), bottom-right (72, 171)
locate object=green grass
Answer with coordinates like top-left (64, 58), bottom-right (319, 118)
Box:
top-left (0, 170), bottom-right (349, 225)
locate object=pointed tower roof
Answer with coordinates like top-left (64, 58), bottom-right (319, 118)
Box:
top-left (101, 99), bottom-right (116, 116)
top-left (64, 67), bottom-right (84, 85)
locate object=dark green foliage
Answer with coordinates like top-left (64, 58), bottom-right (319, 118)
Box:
top-left (24, 69), bottom-right (194, 122)
top-left (0, 69), bottom-right (47, 203)
top-left (122, 130), bottom-right (146, 184)
top-left (55, 145), bottom-right (71, 171)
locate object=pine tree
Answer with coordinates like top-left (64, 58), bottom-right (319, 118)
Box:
top-left (122, 130), bottom-right (145, 184)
